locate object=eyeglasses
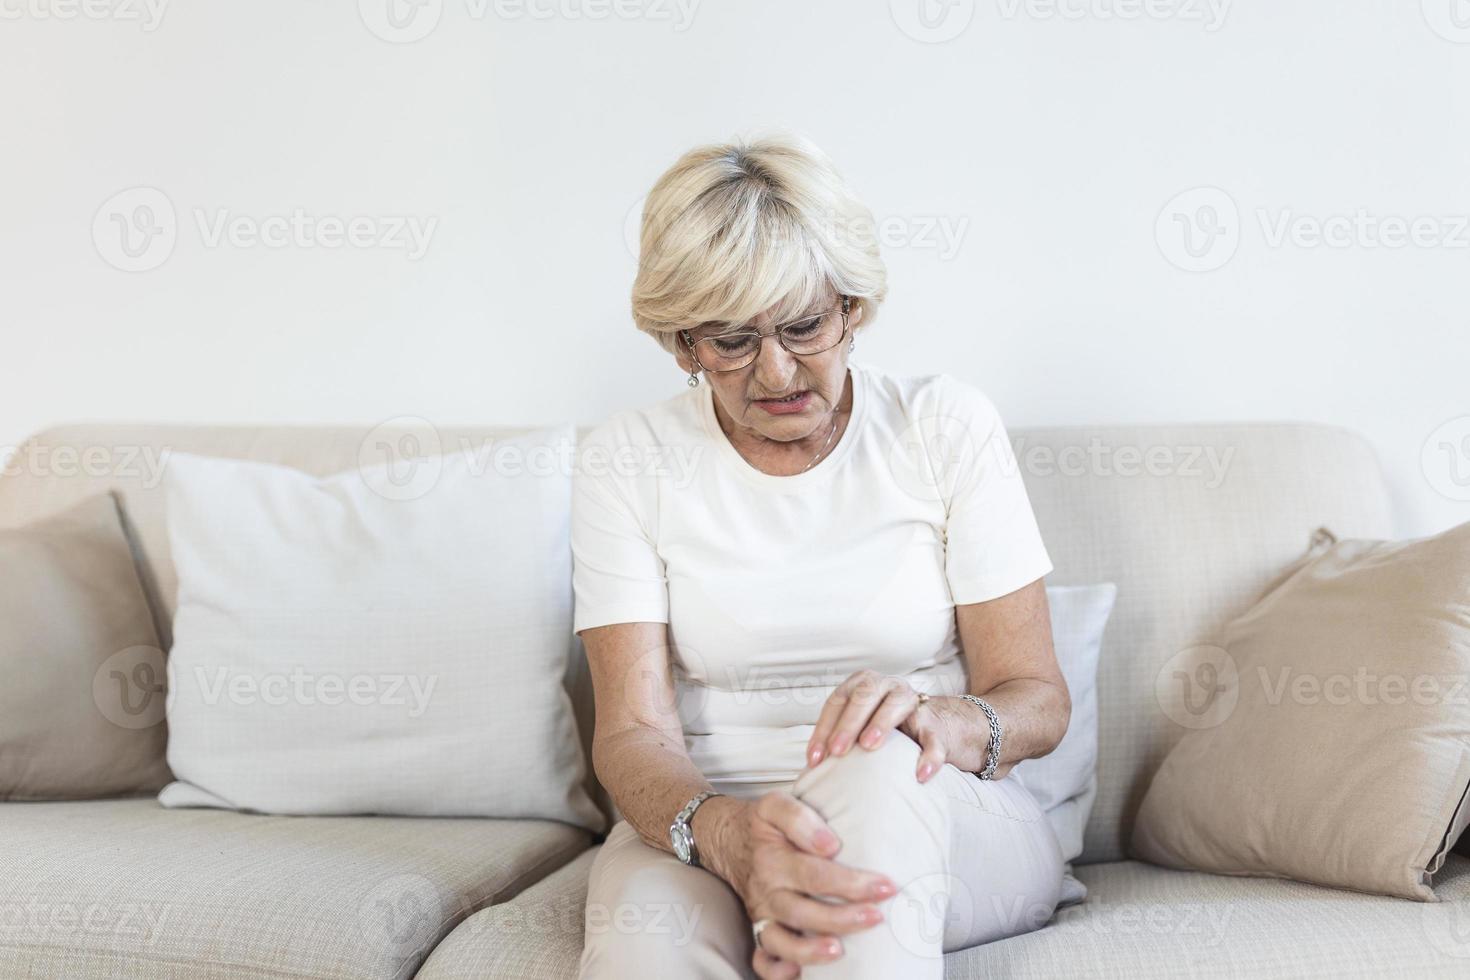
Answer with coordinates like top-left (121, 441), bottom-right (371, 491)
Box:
top-left (680, 297), bottom-right (852, 373)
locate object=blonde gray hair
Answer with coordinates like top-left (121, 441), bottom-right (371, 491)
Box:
top-left (631, 132), bottom-right (888, 357)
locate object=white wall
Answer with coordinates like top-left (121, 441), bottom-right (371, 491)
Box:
top-left (2, 0), bottom-right (1467, 536)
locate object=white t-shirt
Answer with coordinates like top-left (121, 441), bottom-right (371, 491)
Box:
top-left (571, 359), bottom-right (1053, 794)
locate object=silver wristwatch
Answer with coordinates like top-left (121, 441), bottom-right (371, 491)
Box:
top-left (669, 790), bottom-right (722, 867)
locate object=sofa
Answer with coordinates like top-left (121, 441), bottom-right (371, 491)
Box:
top-left (2, 419), bottom-right (1466, 979)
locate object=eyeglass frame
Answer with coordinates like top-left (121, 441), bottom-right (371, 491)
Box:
top-left (679, 296), bottom-right (853, 374)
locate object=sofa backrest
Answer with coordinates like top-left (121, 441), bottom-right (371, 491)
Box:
top-left (0, 420), bottom-right (1395, 863)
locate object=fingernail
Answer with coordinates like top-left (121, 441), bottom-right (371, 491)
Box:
top-left (831, 736), bottom-right (849, 755)
top-left (809, 744), bottom-right (824, 765)
top-left (814, 829), bottom-right (839, 854)
top-left (857, 905), bottom-right (882, 925)
top-left (916, 763), bottom-right (934, 782)
top-left (823, 939), bottom-right (842, 958)
top-left (872, 879), bottom-right (896, 899)
top-left (860, 728), bottom-right (879, 748)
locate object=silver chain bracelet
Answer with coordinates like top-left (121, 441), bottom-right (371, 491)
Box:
top-left (959, 694), bottom-right (1004, 780)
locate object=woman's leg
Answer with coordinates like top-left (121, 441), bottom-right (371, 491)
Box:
top-left (577, 820), bottom-right (754, 980)
top-left (791, 730), bottom-right (1066, 978)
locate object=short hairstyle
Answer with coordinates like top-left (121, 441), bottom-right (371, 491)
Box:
top-left (631, 132), bottom-right (888, 358)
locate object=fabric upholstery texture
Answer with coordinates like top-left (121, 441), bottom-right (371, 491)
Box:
top-left (1132, 520), bottom-right (1470, 900)
top-left (0, 420), bottom-right (1397, 864)
top-left (0, 798), bottom-right (590, 979)
top-left (0, 419), bottom-right (1428, 978)
top-left (157, 441), bottom-right (602, 829)
top-left (416, 847), bottom-right (1470, 979)
top-left (0, 491), bottom-right (171, 800)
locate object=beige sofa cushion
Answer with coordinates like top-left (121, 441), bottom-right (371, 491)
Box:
top-left (1130, 521), bottom-right (1470, 900)
top-left (0, 492), bottom-right (170, 800)
top-left (0, 798), bottom-right (591, 979)
top-left (416, 844), bottom-right (1470, 980)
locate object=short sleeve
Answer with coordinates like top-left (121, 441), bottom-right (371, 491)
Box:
top-left (932, 378), bottom-right (1053, 604)
top-left (570, 424), bottom-right (670, 634)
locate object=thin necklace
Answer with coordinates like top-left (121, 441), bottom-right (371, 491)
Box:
top-left (802, 413), bottom-right (840, 472)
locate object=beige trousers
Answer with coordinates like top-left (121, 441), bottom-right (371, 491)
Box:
top-left (578, 731), bottom-right (1068, 979)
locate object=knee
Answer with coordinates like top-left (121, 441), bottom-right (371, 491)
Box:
top-left (792, 731), bottom-right (945, 842)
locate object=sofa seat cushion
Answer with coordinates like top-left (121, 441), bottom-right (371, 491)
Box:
top-left (948, 854), bottom-right (1470, 979)
top-left (0, 798), bottom-right (591, 979)
top-left (415, 849), bottom-right (1470, 979)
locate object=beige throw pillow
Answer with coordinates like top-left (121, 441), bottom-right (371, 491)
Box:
top-left (1131, 520), bottom-right (1470, 901)
top-left (0, 492), bottom-right (171, 800)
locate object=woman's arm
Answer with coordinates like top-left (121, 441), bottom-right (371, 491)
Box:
top-left (806, 578), bottom-right (1070, 781)
top-left (947, 576), bottom-right (1070, 778)
top-left (581, 620), bottom-right (896, 973)
top-left (581, 620), bottom-right (720, 854)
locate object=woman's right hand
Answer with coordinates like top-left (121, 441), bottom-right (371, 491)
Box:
top-left (697, 792), bottom-right (897, 979)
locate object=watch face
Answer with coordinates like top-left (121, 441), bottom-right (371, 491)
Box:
top-left (671, 825), bottom-right (692, 864)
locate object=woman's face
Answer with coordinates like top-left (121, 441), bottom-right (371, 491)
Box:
top-left (677, 293), bottom-right (862, 445)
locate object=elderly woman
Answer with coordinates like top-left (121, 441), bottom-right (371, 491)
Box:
top-left (571, 134), bottom-right (1073, 980)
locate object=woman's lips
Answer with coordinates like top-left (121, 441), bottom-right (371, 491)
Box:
top-left (753, 390), bottom-right (812, 414)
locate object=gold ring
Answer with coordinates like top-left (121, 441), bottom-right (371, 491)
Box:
top-left (751, 917), bottom-right (774, 950)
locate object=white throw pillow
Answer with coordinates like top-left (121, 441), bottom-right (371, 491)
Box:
top-left (158, 431), bottom-right (603, 831)
top-left (1012, 583), bottom-right (1117, 899)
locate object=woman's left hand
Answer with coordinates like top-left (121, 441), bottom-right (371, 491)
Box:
top-left (804, 670), bottom-right (989, 783)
